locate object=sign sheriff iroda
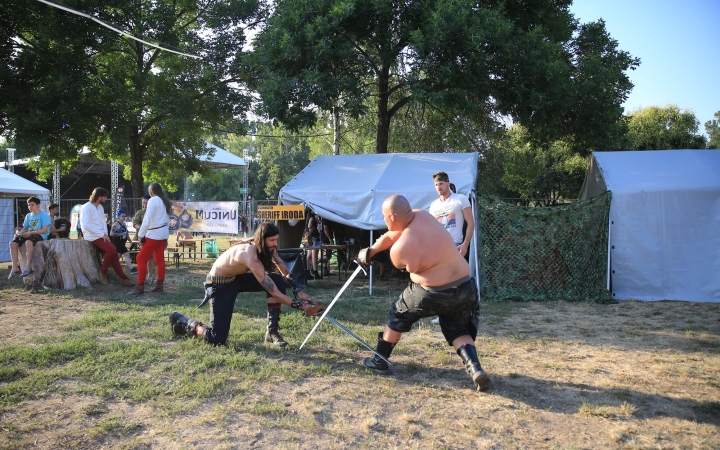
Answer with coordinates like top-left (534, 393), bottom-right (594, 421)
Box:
top-left (257, 205), bottom-right (305, 221)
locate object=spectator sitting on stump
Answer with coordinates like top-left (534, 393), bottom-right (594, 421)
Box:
top-left (8, 197), bottom-right (51, 278)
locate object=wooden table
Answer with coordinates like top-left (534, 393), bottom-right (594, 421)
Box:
top-left (175, 238), bottom-right (218, 260)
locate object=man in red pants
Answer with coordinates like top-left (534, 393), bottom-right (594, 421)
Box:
top-left (80, 187), bottom-right (135, 286)
top-left (128, 182), bottom-right (171, 295)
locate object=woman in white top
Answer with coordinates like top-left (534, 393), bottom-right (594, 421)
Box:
top-left (128, 182), bottom-right (171, 295)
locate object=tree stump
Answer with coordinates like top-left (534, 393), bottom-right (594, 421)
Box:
top-left (19, 239), bottom-right (101, 290)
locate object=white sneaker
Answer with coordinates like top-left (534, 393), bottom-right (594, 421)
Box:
top-left (431, 317), bottom-right (440, 324)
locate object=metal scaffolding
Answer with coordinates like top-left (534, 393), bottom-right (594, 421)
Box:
top-left (110, 161), bottom-right (118, 219)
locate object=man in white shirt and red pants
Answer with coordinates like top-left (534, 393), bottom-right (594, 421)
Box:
top-left (81, 187), bottom-right (135, 286)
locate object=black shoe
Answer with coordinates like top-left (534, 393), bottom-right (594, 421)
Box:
top-left (169, 311), bottom-right (201, 336)
top-left (265, 330), bottom-right (288, 348)
top-left (363, 355), bottom-right (390, 374)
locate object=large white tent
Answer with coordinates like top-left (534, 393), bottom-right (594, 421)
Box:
top-left (0, 168), bottom-right (52, 262)
top-left (280, 153), bottom-right (478, 229)
top-left (579, 150), bottom-right (720, 303)
top-left (279, 152), bottom-right (480, 292)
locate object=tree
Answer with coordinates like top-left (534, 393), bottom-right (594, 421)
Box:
top-left (626, 105), bottom-right (707, 150)
top-left (2, 0), bottom-right (262, 195)
top-left (250, 0), bottom-right (638, 154)
top-left (499, 125), bottom-right (587, 204)
top-left (705, 111), bottom-right (720, 149)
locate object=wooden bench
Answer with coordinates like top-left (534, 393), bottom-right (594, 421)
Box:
top-left (165, 246), bottom-right (181, 268)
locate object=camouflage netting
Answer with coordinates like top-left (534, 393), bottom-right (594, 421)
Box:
top-left (477, 192), bottom-right (611, 302)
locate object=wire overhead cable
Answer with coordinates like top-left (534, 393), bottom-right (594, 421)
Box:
top-left (36, 0), bottom-right (203, 60)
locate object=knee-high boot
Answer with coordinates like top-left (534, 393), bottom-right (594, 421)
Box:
top-left (363, 332), bottom-right (396, 374)
top-left (457, 344), bottom-right (491, 391)
top-left (169, 311), bottom-right (203, 337)
top-left (265, 303), bottom-right (287, 348)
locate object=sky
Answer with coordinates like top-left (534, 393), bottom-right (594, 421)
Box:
top-left (570, 0), bottom-right (720, 132)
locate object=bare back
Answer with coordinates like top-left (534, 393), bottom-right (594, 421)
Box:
top-left (390, 209), bottom-right (470, 287)
top-left (208, 243), bottom-right (258, 277)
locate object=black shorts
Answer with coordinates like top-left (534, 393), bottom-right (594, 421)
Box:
top-left (386, 278), bottom-right (479, 345)
top-left (11, 234), bottom-right (44, 246)
top-left (112, 237), bottom-right (129, 254)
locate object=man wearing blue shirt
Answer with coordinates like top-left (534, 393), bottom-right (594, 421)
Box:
top-left (8, 197), bottom-right (51, 278)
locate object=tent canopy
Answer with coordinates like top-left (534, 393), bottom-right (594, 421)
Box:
top-left (580, 150), bottom-right (720, 303)
top-left (0, 168), bottom-right (51, 196)
top-left (280, 152), bottom-right (479, 230)
top-left (201, 142), bottom-right (247, 168)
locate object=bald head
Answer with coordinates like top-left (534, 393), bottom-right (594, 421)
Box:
top-left (382, 195), bottom-right (413, 227)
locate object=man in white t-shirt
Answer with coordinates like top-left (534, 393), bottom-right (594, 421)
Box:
top-left (81, 187), bottom-right (135, 286)
top-left (428, 171), bottom-right (474, 259)
top-left (429, 172), bottom-right (475, 325)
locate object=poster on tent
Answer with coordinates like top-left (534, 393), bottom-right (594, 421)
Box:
top-left (169, 201), bottom-right (238, 234)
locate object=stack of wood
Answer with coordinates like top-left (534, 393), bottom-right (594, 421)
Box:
top-left (19, 239), bottom-right (102, 290)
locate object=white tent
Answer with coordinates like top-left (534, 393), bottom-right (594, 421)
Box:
top-left (279, 152), bottom-right (480, 292)
top-left (579, 150), bottom-right (720, 303)
top-left (0, 168), bottom-right (52, 196)
top-left (280, 153), bottom-right (478, 229)
top-left (0, 168), bottom-right (52, 262)
top-left (201, 142), bottom-right (247, 168)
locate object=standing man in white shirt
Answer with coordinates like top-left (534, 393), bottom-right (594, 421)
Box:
top-left (81, 187), bottom-right (135, 286)
top-left (428, 171), bottom-right (474, 260)
top-left (128, 182), bottom-right (171, 295)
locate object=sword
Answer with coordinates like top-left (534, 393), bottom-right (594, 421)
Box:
top-left (324, 313), bottom-right (392, 366)
top-left (299, 263), bottom-right (366, 349)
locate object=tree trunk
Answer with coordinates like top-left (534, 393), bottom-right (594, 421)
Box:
top-left (129, 133), bottom-right (145, 200)
top-left (332, 106), bottom-right (341, 155)
top-left (376, 66), bottom-right (391, 154)
top-left (19, 239), bottom-right (102, 290)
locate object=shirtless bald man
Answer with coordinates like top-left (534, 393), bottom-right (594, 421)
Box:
top-left (170, 222), bottom-right (325, 348)
top-left (358, 194), bottom-right (490, 390)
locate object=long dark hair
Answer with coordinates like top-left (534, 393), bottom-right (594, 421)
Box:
top-left (254, 222), bottom-right (279, 272)
top-left (148, 182), bottom-right (172, 215)
top-left (90, 187), bottom-right (109, 202)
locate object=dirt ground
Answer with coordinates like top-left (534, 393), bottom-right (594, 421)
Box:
top-left (1, 280), bottom-right (719, 449)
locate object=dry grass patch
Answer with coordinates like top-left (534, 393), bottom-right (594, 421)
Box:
top-left (1, 268), bottom-right (719, 449)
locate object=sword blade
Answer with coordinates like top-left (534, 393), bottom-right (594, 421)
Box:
top-left (324, 314), bottom-right (392, 366)
top-left (299, 264), bottom-right (365, 350)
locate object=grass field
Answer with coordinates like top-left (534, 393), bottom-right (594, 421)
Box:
top-left (1, 249), bottom-right (719, 449)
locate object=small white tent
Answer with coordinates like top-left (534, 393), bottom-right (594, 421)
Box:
top-left (579, 150), bottom-right (720, 303)
top-left (279, 152), bottom-right (480, 291)
top-left (0, 168), bottom-right (52, 262)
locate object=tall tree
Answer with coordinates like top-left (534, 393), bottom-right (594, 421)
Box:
top-left (705, 111), bottom-right (720, 149)
top-left (1, 0), bottom-right (262, 195)
top-left (626, 105), bottom-right (707, 150)
top-left (499, 125), bottom-right (587, 204)
top-left (250, 0), bottom-right (638, 154)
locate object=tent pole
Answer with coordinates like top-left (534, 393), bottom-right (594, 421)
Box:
top-left (369, 229), bottom-right (373, 296)
top-left (471, 194), bottom-right (480, 301)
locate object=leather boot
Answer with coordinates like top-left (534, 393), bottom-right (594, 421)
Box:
top-left (264, 303), bottom-right (287, 348)
top-left (457, 344), bottom-right (491, 391)
top-left (128, 283), bottom-right (145, 295)
top-left (363, 332), bottom-right (395, 374)
top-left (169, 311), bottom-right (202, 337)
top-left (151, 280), bottom-right (164, 293)
top-left (120, 277), bottom-right (136, 286)
top-left (99, 272), bottom-right (108, 285)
